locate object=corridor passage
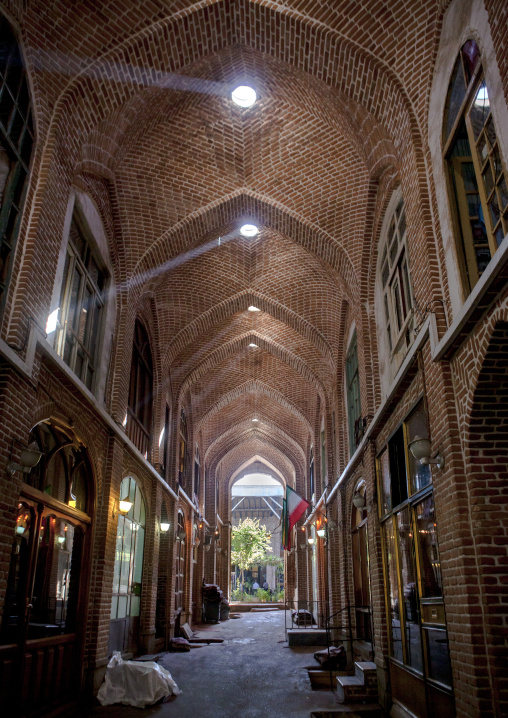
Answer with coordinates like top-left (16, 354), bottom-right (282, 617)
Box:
top-left (91, 611), bottom-right (340, 718)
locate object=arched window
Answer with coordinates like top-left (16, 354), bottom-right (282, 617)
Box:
top-left (55, 209), bottom-right (107, 391)
top-left (309, 446), bottom-right (314, 502)
top-left (444, 39), bottom-right (508, 294)
top-left (0, 16), bottom-right (35, 312)
top-left (194, 445), bottom-right (200, 502)
top-left (127, 320), bottom-right (153, 458)
top-left (178, 408), bottom-right (188, 488)
top-left (110, 476), bottom-right (146, 653)
top-left (378, 193), bottom-right (413, 355)
top-left (346, 331), bottom-right (362, 457)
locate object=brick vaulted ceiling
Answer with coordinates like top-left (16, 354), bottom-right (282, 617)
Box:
top-left (6, 0), bottom-right (453, 485)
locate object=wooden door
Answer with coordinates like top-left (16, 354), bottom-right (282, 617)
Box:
top-left (0, 497), bottom-right (89, 716)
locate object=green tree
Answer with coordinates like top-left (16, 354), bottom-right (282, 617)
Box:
top-left (231, 518), bottom-right (273, 595)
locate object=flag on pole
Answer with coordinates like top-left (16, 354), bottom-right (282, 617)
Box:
top-left (282, 486), bottom-right (310, 551)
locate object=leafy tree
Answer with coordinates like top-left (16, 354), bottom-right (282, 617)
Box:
top-left (231, 518), bottom-right (273, 594)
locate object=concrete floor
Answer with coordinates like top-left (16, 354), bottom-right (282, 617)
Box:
top-left (90, 610), bottom-right (346, 718)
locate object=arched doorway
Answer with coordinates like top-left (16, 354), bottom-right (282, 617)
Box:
top-left (109, 476), bottom-right (146, 653)
top-left (0, 419), bottom-right (93, 715)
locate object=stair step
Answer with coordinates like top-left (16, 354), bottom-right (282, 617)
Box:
top-left (336, 674), bottom-right (378, 705)
top-left (354, 661), bottom-right (378, 688)
top-left (287, 629), bottom-right (328, 646)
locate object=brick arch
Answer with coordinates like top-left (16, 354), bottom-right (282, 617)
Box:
top-left (207, 422), bottom-right (306, 475)
top-left (49, 1), bottom-right (418, 154)
top-left (166, 290), bottom-right (335, 369)
top-left (131, 191), bottom-right (358, 297)
top-left (196, 379), bottom-right (313, 434)
top-left (178, 331), bottom-right (327, 403)
top-left (229, 456), bottom-right (287, 488)
top-left (229, 458), bottom-right (287, 492)
top-left (463, 320), bottom-right (508, 717)
top-left (218, 438), bottom-right (300, 487)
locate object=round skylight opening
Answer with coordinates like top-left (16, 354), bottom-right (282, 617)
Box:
top-left (248, 306), bottom-right (261, 312)
top-left (231, 86), bottom-right (257, 108)
top-left (240, 224), bottom-right (258, 237)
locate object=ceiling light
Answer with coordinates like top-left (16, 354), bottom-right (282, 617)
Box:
top-left (248, 306), bottom-right (260, 312)
top-left (249, 343), bottom-right (258, 348)
top-left (231, 85), bottom-right (256, 108)
top-left (240, 224), bottom-right (258, 237)
top-left (252, 418), bottom-right (259, 422)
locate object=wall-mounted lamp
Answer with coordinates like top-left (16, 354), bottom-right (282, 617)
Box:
top-left (327, 519), bottom-right (337, 530)
top-left (204, 543), bottom-right (211, 552)
top-left (317, 528), bottom-right (326, 538)
top-left (177, 529), bottom-right (186, 541)
top-left (408, 436), bottom-right (445, 470)
top-left (307, 536), bottom-right (315, 545)
top-left (8, 446), bottom-right (42, 475)
top-left (113, 497), bottom-right (133, 518)
top-left (352, 491), bottom-right (366, 509)
top-left (160, 522), bottom-right (170, 533)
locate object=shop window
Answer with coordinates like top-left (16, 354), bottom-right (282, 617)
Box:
top-left (0, 17), bottom-right (35, 313)
top-left (2, 419), bottom-right (92, 659)
top-left (110, 477), bottom-right (146, 623)
top-left (379, 193), bottom-right (414, 355)
top-left (346, 331), bottom-right (362, 457)
top-left (25, 420), bottom-right (89, 512)
top-left (377, 402), bottom-right (452, 696)
top-left (444, 40), bottom-right (508, 294)
top-left (127, 320), bottom-right (153, 458)
top-left (55, 211), bottom-right (106, 392)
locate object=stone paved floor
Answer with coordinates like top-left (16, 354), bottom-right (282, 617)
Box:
top-left (90, 610), bottom-right (343, 718)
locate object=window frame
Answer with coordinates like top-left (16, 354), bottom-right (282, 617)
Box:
top-left (346, 330), bottom-right (362, 457)
top-left (443, 41), bottom-right (508, 294)
top-left (377, 402), bottom-right (453, 693)
top-left (55, 211), bottom-right (107, 393)
top-left (0, 17), bottom-right (35, 314)
top-left (379, 195), bottom-right (414, 357)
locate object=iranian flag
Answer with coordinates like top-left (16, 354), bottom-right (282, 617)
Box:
top-left (282, 486), bottom-right (310, 551)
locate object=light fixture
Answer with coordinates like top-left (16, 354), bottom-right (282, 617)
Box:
top-left (160, 522), bottom-right (170, 533)
top-left (317, 528), bottom-right (326, 538)
top-left (16, 525), bottom-right (25, 535)
top-left (408, 435), bottom-right (445, 470)
top-left (307, 536), bottom-right (315, 545)
top-left (204, 543), bottom-right (211, 552)
top-left (8, 446), bottom-right (43, 475)
top-left (45, 307), bottom-right (59, 334)
top-left (57, 535), bottom-right (66, 545)
top-left (248, 305), bottom-right (260, 312)
top-left (327, 518), bottom-right (337, 530)
top-left (252, 418), bottom-right (259, 422)
top-left (249, 343), bottom-right (258, 348)
top-left (352, 491), bottom-right (366, 509)
top-left (199, 521), bottom-right (203, 529)
top-left (177, 529), bottom-right (186, 541)
top-left (231, 85), bottom-right (256, 108)
top-left (119, 499), bottom-right (133, 514)
top-left (240, 224), bottom-right (258, 237)
top-left (113, 497), bottom-right (133, 518)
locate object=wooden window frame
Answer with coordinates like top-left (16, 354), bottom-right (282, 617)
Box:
top-left (443, 42), bottom-right (508, 294)
top-left (55, 213), bottom-right (106, 393)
